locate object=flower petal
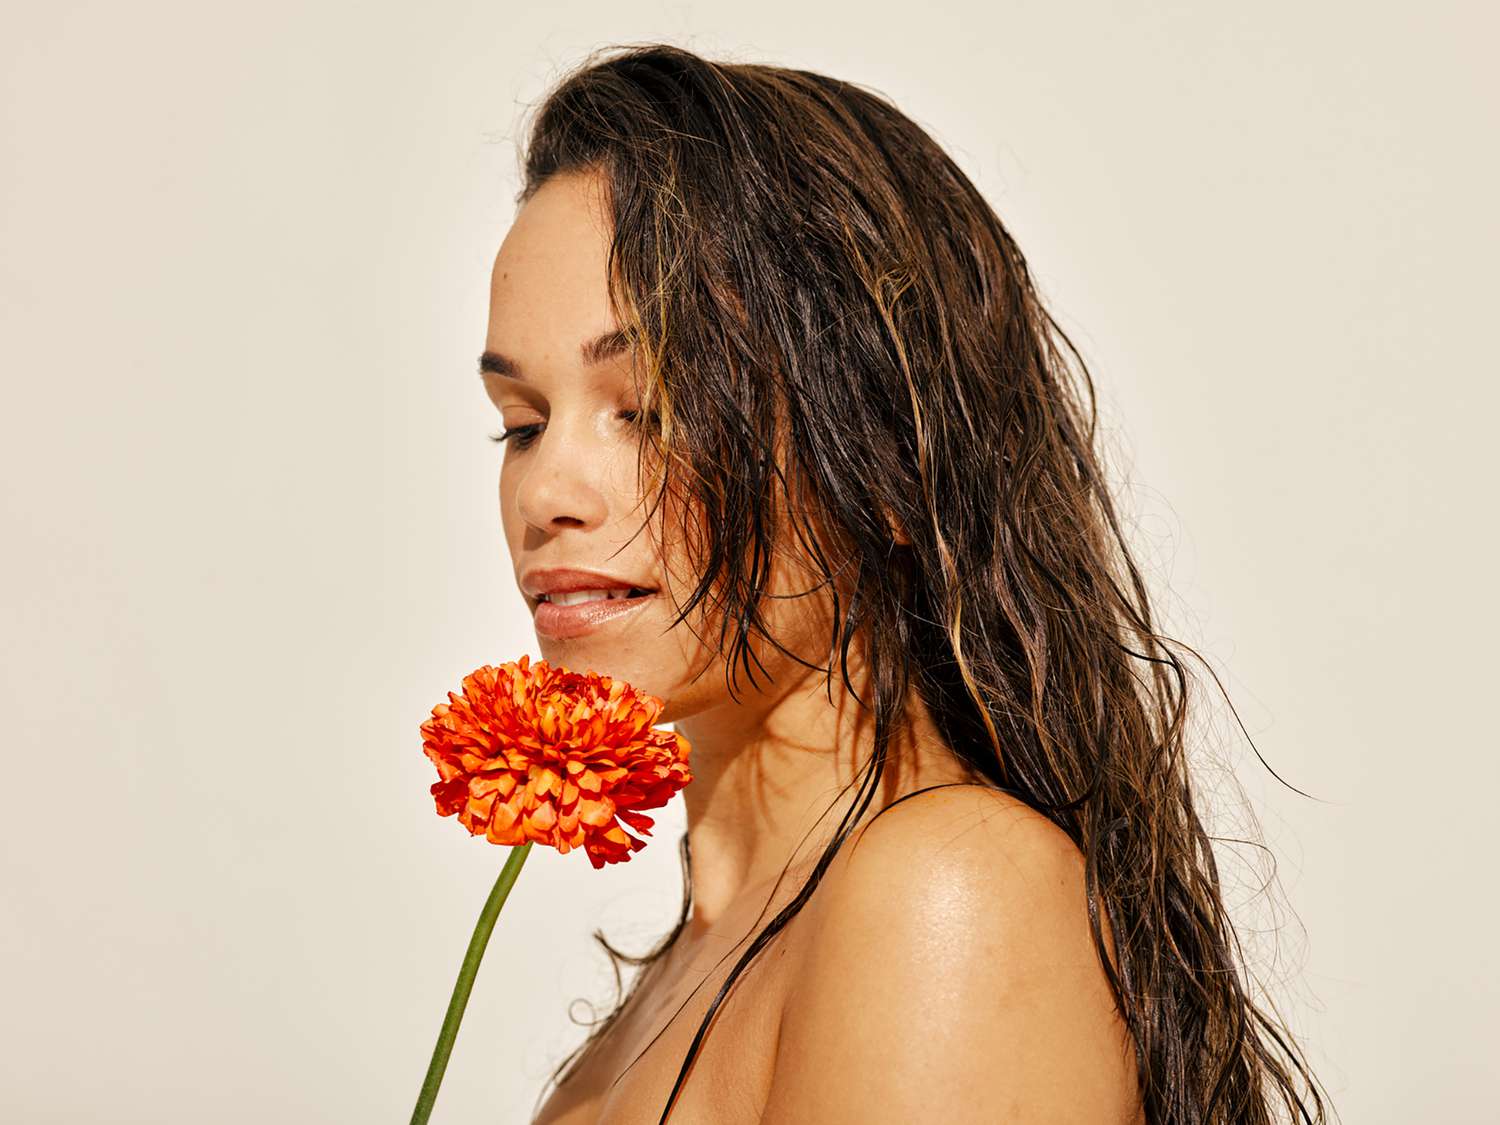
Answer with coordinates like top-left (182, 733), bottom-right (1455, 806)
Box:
top-left (527, 800), bottom-right (558, 834)
top-left (577, 796), bottom-right (616, 828)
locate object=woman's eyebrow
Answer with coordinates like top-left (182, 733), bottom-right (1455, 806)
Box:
top-left (478, 328), bottom-right (630, 381)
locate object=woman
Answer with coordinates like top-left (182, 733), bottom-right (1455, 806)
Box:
top-left (480, 43), bottom-right (1330, 1125)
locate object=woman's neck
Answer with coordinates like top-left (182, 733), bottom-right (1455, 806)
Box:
top-left (672, 659), bottom-right (971, 936)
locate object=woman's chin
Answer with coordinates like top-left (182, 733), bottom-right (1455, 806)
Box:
top-left (535, 640), bottom-right (667, 696)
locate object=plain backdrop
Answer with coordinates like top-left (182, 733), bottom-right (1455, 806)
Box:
top-left (3, 3), bottom-right (1495, 1122)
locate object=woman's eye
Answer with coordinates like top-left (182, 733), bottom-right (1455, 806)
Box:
top-left (487, 410), bottom-right (657, 453)
top-left (620, 408), bottom-right (661, 431)
top-left (488, 424), bottom-right (542, 451)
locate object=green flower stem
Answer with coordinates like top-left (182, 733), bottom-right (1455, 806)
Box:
top-left (411, 840), bottom-right (535, 1125)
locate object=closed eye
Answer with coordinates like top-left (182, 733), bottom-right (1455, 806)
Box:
top-left (621, 408), bottom-right (662, 431)
top-left (488, 424), bottom-right (542, 451)
top-left (487, 409), bottom-right (659, 452)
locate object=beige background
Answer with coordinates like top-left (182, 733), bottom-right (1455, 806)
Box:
top-left (3, 3), bottom-right (1494, 1122)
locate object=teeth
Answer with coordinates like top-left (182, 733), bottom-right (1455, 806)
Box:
top-left (545, 588), bottom-right (644, 607)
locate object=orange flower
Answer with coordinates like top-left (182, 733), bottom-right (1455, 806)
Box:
top-left (420, 655), bottom-right (692, 868)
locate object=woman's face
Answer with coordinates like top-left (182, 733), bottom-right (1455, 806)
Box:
top-left (482, 169), bottom-right (830, 720)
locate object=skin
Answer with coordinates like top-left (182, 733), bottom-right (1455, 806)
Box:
top-left (483, 168), bottom-right (1144, 1122)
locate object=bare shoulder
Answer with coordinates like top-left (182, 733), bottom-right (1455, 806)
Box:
top-left (852, 782), bottom-right (1090, 888)
top-left (797, 783), bottom-right (1107, 981)
top-left (763, 784), bottom-right (1142, 1124)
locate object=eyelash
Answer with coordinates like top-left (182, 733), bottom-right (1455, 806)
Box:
top-left (488, 410), bottom-right (659, 452)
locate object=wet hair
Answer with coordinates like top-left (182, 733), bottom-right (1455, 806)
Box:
top-left (511, 41), bottom-right (1332, 1125)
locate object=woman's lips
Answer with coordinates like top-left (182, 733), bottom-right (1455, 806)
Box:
top-left (533, 592), bottom-right (656, 639)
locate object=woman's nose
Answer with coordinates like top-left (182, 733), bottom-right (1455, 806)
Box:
top-left (513, 420), bottom-right (611, 532)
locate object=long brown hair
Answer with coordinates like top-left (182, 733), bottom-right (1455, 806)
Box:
top-left (511, 41), bottom-right (1333, 1125)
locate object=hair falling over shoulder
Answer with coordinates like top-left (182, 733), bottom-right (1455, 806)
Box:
top-left (514, 42), bottom-right (1334, 1125)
